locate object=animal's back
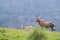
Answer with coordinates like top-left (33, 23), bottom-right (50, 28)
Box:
top-left (40, 20), bottom-right (52, 27)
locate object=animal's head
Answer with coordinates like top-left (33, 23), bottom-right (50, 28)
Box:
top-left (35, 13), bottom-right (40, 22)
top-left (35, 17), bottom-right (40, 22)
top-left (21, 24), bottom-right (24, 29)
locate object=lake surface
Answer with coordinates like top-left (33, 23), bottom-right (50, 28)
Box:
top-left (0, 0), bottom-right (60, 31)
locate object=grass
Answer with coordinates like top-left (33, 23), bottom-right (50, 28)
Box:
top-left (0, 27), bottom-right (60, 40)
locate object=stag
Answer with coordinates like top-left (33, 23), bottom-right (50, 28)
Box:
top-left (35, 13), bottom-right (55, 31)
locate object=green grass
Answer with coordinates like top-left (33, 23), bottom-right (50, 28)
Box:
top-left (0, 27), bottom-right (60, 40)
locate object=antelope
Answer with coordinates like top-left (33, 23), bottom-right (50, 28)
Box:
top-left (21, 24), bottom-right (33, 31)
top-left (35, 13), bottom-right (56, 31)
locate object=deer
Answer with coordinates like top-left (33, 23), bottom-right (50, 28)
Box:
top-left (21, 24), bottom-right (33, 31)
top-left (35, 13), bottom-right (56, 31)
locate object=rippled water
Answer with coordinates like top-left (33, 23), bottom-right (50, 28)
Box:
top-left (0, 0), bottom-right (60, 31)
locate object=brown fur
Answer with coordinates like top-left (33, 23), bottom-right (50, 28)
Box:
top-left (36, 17), bottom-right (55, 31)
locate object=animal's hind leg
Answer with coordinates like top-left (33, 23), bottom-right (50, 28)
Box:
top-left (51, 26), bottom-right (55, 31)
top-left (51, 27), bottom-right (53, 31)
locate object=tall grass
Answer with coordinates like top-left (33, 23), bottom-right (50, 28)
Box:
top-left (28, 28), bottom-right (47, 40)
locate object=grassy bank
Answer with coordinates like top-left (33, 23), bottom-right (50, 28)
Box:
top-left (0, 28), bottom-right (60, 40)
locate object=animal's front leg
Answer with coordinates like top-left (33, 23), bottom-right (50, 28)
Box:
top-left (41, 27), bottom-right (44, 30)
top-left (41, 26), bottom-right (45, 30)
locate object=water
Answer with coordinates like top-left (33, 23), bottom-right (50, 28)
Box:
top-left (0, 0), bottom-right (60, 31)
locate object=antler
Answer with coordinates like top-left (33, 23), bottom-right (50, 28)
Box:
top-left (36, 13), bottom-right (40, 17)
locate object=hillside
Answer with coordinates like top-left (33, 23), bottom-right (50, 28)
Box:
top-left (0, 28), bottom-right (60, 40)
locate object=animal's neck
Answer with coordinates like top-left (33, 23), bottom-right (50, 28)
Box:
top-left (38, 19), bottom-right (41, 24)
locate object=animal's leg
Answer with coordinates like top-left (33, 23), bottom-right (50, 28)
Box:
top-left (51, 26), bottom-right (55, 31)
top-left (49, 23), bottom-right (55, 31)
top-left (51, 27), bottom-right (53, 31)
top-left (46, 26), bottom-right (49, 28)
top-left (41, 27), bottom-right (44, 30)
top-left (41, 26), bottom-right (45, 30)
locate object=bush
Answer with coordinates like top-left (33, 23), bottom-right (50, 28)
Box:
top-left (28, 28), bottom-right (47, 40)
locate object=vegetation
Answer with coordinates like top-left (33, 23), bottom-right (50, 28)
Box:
top-left (28, 28), bottom-right (47, 40)
top-left (0, 27), bottom-right (60, 40)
